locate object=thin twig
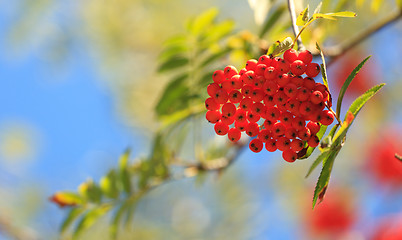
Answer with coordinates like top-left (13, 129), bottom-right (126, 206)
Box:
top-left (288, 0), bottom-right (306, 51)
top-left (317, 10), bottom-right (402, 65)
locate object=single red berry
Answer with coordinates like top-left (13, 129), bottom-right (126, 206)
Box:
top-left (245, 122), bottom-right (260, 137)
top-left (205, 97), bottom-right (220, 111)
top-left (271, 57), bottom-right (282, 68)
top-left (307, 121), bottom-right (320, 135)
top-left (307, 134), bottom-right (320, 147)
top-left (291, 75), bottom-right (304, 87)
top-left (234, 109), bottom-right (247, 123)
top-left (229, 74), bottom-right (243, 89)
top-left (265, 138), bottom-right (277, 152)
top-left (245, 59), bottom-right (258, 71)
top-left (285, 127), bottom-right (298, 139)
top-left (212, 70), bottom-right (224, 84)
top-left (255, 64), bottom-right (267, 76)
top-left (276, 73), bottom-right (290, 87)
top-left (228, 90), bottom-right (243, 103)
top-left (247, 111), bottom-right (261, 123)
top-left (284, 83), bottom-right (298, 98)
top-left (297, 87), bottom-right (311, 102)
top-left (272, 122), bottom-right (286, 137)
top-left (253, 75), bottom-right (265, 88)
top-left (221, 102), bottom-right (236, 118)
top-left (239, 68), bottom-right (247, 75)
top-left (290, 60), bottom-right (307, 76)
top-left (207, 83), bottom-right (221, 97)
top-left (240, 97), bottom-right (253, 111)
top-left (258, 129), bottom-right (272, 142)
top-left (266, 106), bottom-right (281, 121)
top-left (221, 79), bottom-right (233, 92)
top-left (263, 81), bottom-right (279, 96)
top-left (290, 139), bottom-right (304, 152)
top-left (228, 128), bottom-right (241, 142)
top-left (297, 50), bottom-right (313, 64)
top-left (310, 90), bottom-right (324, 104)
top-left (241, 85), bottom-right (254, 98)
top-left (224, 65), bottom-right (238, 79)
top-left (206, 110), bottom-right (221, 123)
top-left (299, 101), bottom-right (314, 116)
top-left (251, 102), bottom-right (265, 115)
top-left (285, 99), bottom-right (301, 114)
top-left (280, 111), bottom-right (294, 126)
top-left (278, 59), bottom-right (291, 73)
top-left (214, 121), bottom-right (229, 135)
top-left (263, 95), bottom-right (275, 108)
top-left (298, 127), bottom-right (311, 141)
top-left (263, 119), bottom-right (275, 130)
top-left (292, 116), bottom-right (306, 130)
top-left (250, 88), bottom-right (264, 102)
top-left (213, 89), bottom-right (229, 104)
top-left (277, 136), bottom-right (291, 151)
top-left (282, 149), bottom-right (297, 162)
top-left (242, 71), bottom-right (255, 85)
top-left (258, 55), bottom-right (273, 65)
top-left (264, 66), bottom-right (277, 80)
top-left (249, 138), bottom-right (263, 153)
top-left (273, 91), bottom-right (288, 106)
top-left (235, 121), bottom-right (248, 132)
top-left (283, 49), bottom-right (298, 63)
top-left (305, 62), bottom-right (320, 78)
top-left (320, 110), bottom-right (335, 126)
top-left (303, 77), bottom-right (316, 90)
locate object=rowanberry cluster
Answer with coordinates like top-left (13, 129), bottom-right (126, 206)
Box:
top-left (205, 49), bottom-right (334, 163)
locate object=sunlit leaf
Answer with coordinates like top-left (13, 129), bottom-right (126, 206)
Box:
top-left (200, 47), bottom-right (232, 68)
top-left (296, 6), bottom-right (309, 26)
top-left (314, 11), bottom-right (357, 20)
top-left (100, 170), bottom-right (119, 199)
top-left (336, 56), bottom-right (371, 118)
top-left (305, 150), bottom-right (330, 178)
top-left (190, 8), bottom-right (218, 35)
top-left (73, 204), bottom-right (113, 238)
top-left (269, 37), bottom-right (293, 56)
top-left (158, 45), bottom-right (188, 61)
top-left (50, 192), bottom-right (84, 208)
top-left (202, 20), bottom-right (235, 45)
top-left (259, 5), bottom-right (286, 38)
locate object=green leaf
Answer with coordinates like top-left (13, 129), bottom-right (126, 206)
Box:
top-left (336, 56), bottom-right (371, 118)
top-left (158, 45), bottom-right (188, 61)
top-left (267, 40), bottom-right (280, 56)
top-left (312, 147), bottom-right (341, 209)
top-left (73, 204), bottom-right (112, 238)
top-left (119, 149), bottom-right (132, 194)
top-left (314, 11), bottom-right (357, 20)
top-left (190, 8), bottom-right (218, 35)
top-left (269, 37), bottom-right (293, 56)
top-left (313, 13), bottom-right (337, 20)
top-left (155, 74), bottom-right (198, 117)
top-left (315, 43), bottom-right (328, 89)
top-left (259, 5), bottom-right (286, 38)
top-left (202, 20), bottom-right (234, 45)
top-left (298, 124), bottom-right (328, 159)
top-left (80, 180), bottom-right (103, 203)
top-left (157, 55), bottom-right (189, 73)
top-left (60, 207), bottom-right (85, 234)
top-left (296, 6), bottom-right (309, 26)
top-left (305, 150), bottom-right (330, 178)
top-left (100, 170), bottom-right (119, 199)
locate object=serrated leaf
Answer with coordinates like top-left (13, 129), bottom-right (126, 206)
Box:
top-left (100, 170), bottom-right (119, 199)
top-left (267, 40), bottom-right (280, 56)
top-left (336, 56), bottom-right (371, 118)
top-left (73, 204), bottom-right (112, 238)
top-left (269, 37), bottom-right (293, 56)
top-left (312, 147), bottom-right (341, 208)
top-left (296, 6), bottom-right (309, 26)
top-left (60, 207), bottom-right (85, 234)
top-left (259, 5), bottom-right (286, 38)
top-left (305, 150), bottom-right (330, 178)
top-left (157, 55), bottom-right (189, 73)
top-left (298, 124), bottom-right (328, 159)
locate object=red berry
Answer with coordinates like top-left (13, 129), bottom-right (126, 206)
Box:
top-left (283, 49), bottom-right (298, 63)
top-left (249, 139), bottom-right (263, 153)
top-left (272, 122), bottom-right (286, 137)
top-left (297, 87), bottom-right (311, 101)
top-left (263, 119), bottom-right (275, 130)
top-left (264, 66), bottom-right (277, 80)
top-left (280, 111), bottom-right (294, 126)
top-left (241, 85), bottom-right (254, 98)
top-left (240, 97), bottom-right (253, 111)
top-left (242, 71), bottom-right (255, 85)
top-left (221, 115), bottom-right (235, 125)
top-left (221, 102), bottom-right (236, 118)
top-left (265, 138), bottom-right (277, 152)
top-left (303, 77), bottom-right (316, 90)
top-left (229, 75), bottom-right (243, 89)
top-left (307, 121), bottom-right (320, 135)
top-left (263, 81), bottom-right (279, 96)
top-left (258, 129), bottom-right (272, 142)
top-left (258, 55), bottom-right (272, 65)
top-left (245, 122), bottom-right (260, 137)
top-left (251, 102), bottom-right (265, 115)
top-left (206, 110), bottom-right (221, 123)
top-left (205, 97), bottom-right (220, 111)
top-left (250, 88), bottom-right (264, 102)
top-left (290, 75), bottom-right (304, 87)
top-left (311, 90), bottom-right (324, 104)
top-left (284, 83), bottom-right (298, 98)
top-left (228, 90), bottom-right (243, 103)
top-left (224, 65), bottom-right (238, 79)
top-left (290, 139), bottom-right (304, 151)
top-left (290, 60), bottom-right (307, 76)
top-left (245, 59), bottom-right (258, 71)
top-left (285, 127), bottom-right (298, 139)
top-left (273, 91), bottom-right (288, 106)
top-left (255, 64), bottom-right (267, 76)
top-left (228, 128), bottom-right (241, 142)
top-left (306, 62), bottom-right (320, 78)
top-left (234, 109), bottom-right (247, 123)
top-left (292, 116), bottom-right (306, 130)
top-left (263, 95), bottom-right (275, 108)
top-left (212, 70), bottom-right (224, 84)
top-left (276, 73), bottom-right (290, 87)
top-left (278, 59), bottom-right (291, 73)
top-left (214, 121), bottom-right (229, 135)
top-left (213, 89), bottom-right (229, 104)
top-left (277, 136), bottom-right (291, 151)
top-left (282, 150), bottom-right (297, 162)
top-left (307, 134), bottom-right (320, 147)
top-left (298, 127), bottom-right (311, 141)
top-left (320, 110), bottom-right (335, 126)
top-left (247, 111), bottom-right (261, 123)
top-left (297, 50), bottom-right (313, 64)
top-left (299, 101), bottom-right (314, 116)
top-left (207, 83), bottom-right (221, 97)
top-left (235, 121), bottom-right (248, 131)
top-left (266, 106), bottom-right (281, 121)
top-left (286, 99), bottom-right (301, 114)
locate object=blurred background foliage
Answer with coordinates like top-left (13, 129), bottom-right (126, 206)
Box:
top-left (0, 0), bottom-right (402, 239)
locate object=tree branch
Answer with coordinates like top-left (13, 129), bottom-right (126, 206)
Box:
top-left (288, 0), bottom-right (306, 51)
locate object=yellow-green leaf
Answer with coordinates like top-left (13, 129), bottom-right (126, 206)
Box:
top-left (73, 204), bottom-right (112, 238)
top-left (296, 6), bottom-right (309, 26)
